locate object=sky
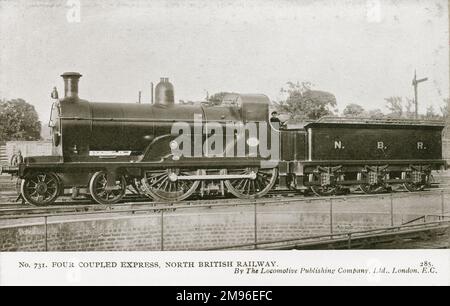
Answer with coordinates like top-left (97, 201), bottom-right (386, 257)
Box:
top-left (0, 0), bottom-right (448, 123)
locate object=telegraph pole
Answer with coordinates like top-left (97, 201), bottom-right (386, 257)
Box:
top-left (412, 70), bottom-right (428, 119)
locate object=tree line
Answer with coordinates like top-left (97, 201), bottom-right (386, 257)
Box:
top-left (206, 81), bottom-right (448, 121)
top-left (343, 96), bottom-right (448, 120)
top-left (0, 99), bottom-right (41, 142)
top-left (277, 82), bottom-right (448, 120)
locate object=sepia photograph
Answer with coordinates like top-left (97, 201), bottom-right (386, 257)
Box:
top-left (0, 0), bottom-right (449, 287)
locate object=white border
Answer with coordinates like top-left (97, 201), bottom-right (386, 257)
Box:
top-left (0, 250), bottom-right (449, 286)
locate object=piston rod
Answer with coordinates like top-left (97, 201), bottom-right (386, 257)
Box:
top-left (168, 173), bottom-right (257, 182)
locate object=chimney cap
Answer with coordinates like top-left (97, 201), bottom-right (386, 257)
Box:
top-left (61, 72), bottom-right (82, 78)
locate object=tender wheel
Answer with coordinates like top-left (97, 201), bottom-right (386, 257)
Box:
top-left (141, 169), bottom-right (201, 202)
top-left (21, 172), bottom-right (61, 206)
top-left (224, 168), bottom-right (278, 199)
top-left (403, 182), bottom-right (426, 192)
top-left (403, 171), bottom-right (430, 192)
top-left (359, 184), bottom-right (384, 194)
top-left (89, 171), bottom-right (126, 205)
top-left (310, 185), bottom-right (336, 197)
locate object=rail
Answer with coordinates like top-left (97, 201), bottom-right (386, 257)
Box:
top-left (0, 189), bottom-right (449, 251)
top-left (1, 188), bottom-right (449, 219)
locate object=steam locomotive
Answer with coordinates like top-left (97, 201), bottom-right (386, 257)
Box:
top-left (0, 72), bottom-right (447, 205)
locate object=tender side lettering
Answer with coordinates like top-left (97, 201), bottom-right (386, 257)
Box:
top-left (334, 140), bottom-right (343, 149)
top-left (417, 142), bottom-right (426, 150)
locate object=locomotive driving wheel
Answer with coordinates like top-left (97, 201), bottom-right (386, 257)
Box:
top-left (141, 169), bottom-right (201, 202)
top-left (21, 172), bottom-right (61, 206)
top-left (224, 167), bottom-right (278, 199)
top-left (89, 171), bottom-right (127, 205)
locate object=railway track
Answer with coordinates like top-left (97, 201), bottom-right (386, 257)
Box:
top-left (0, 187), bottom-right (449, 218)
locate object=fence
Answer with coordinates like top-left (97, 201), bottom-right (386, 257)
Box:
top-left (0, 189), bottom-right (449, 251)
top-left (4, 141), bottom-right (52, 163)
top-left (0, 143), bottom-right (7, 164)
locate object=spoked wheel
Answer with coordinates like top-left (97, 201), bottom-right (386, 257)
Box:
top-left (359, 184), bottom-right (384, 194)
top-left (21, 172), bottom-right (61, 206)
top-left (89, 171), bottom-right (127, 205)
top-left (224, 168), bottom-right (278, 199)
top-left (141, 169), bottom-right (201, 202)
top-left (310, 185), bottom-right (337, 197)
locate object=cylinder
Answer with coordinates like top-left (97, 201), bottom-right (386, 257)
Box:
top-left (155, 77), bottom-right (174, 105)
top-left (61, 72), bottom-right (82, 99)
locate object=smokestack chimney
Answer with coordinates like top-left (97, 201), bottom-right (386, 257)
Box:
top-left (155, 77), bottom-right (174, 105)
top-left (61, 72), bottom-right (82, 99)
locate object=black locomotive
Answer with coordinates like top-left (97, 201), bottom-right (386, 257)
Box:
top-left (0, 72), bottom-right (447, 205)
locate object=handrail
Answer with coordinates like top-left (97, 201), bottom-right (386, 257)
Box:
top-left (401, 215), bottom-right (427, 225)
top-left (401, 213), bottom-right (450, 226)
top-left (314, 116), bottom-right (445, 126)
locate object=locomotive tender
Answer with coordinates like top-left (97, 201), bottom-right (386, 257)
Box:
top-left (0, 72), bottom-right (446, 205)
